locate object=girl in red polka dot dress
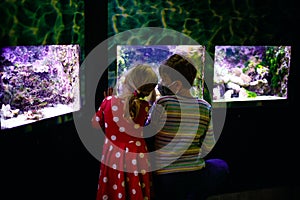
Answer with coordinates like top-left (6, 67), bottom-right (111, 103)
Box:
top-left (92, 64), bottom-right (158, 200)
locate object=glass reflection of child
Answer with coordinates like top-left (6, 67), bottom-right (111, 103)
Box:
top-left (91, 64), bottom-right (158, 200)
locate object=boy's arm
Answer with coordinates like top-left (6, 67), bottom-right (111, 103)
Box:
top-left (200, 116), bottom-right (216, 158)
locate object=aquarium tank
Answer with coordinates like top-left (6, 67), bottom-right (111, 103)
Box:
top-left (0, 44), bottom-right (81, 130)
top-left (213, 45), bottom-right (291, 103)
top-left (114, 45), bottom-right (206, 99)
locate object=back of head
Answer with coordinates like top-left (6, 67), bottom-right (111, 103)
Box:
top-left (160, 54), bottom-right (197, 88)
top-left (124, 64), bottom-right (158, 96)
top-left (123, 64), bottom-right (158, 120)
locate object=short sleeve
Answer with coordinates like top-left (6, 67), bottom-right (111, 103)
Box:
top-left (91, 98), bottom-right (107, 130)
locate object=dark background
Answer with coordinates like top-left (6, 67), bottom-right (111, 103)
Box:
top-left (1, 0), bottom-right (299, 199)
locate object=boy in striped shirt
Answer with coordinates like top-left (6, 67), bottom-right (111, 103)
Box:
top-left (146, 54), bottom-right (229, 200)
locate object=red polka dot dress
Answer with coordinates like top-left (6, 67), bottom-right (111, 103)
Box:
top-left (93, 95), bottom-right (153, 200)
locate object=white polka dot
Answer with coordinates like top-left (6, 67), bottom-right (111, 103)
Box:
top-left (132, 159), bottom-right (137, 165)
top-left (112, 164), bottom-right (117, 169)
top-left (142, 183), bottom-right (145, 188)
top-left (98, 107), bottom-right (101, 111)
top-left (144, 197), bottom-right (148, 200)
top-left (136, 141), bottom-right (141, 146)
top-left (107, 96), bottom-right (112, 100)
top-left (139, 153), bottom-right (144, 158)
top-left (109, 145), bottom-right (113, 151)
top-left (118, 173), bottom-right (121, 179)
top-left (95, 116), bottom-right (100, 122)
top-left (134, 124), bottom-right (140, 129)
top-left (119, 127), bottom-right (125, 132)
top-left (118, 193), bottom-right (122, 199)
top-left (129, 141), bottom-right (134, 143)
top-left (113, 184), bottom-right (117, 190)
top-left (125, 147), bottom-right (129, 153)
top-left (121, 181), bottom-right (125, 187)
top-left (111, 135), bottom-right (116, 141)
top-left (103, 177), bottom-right (108, 183)
top-left (102, 195), bottom-right (108, 200)
top-left (105, 122), bottom-right (108, 128)
top-left (115, 152), bottom-right (121, 158)
top-left (113, 117), bottom-right (119, 122)
top-left (105, 138), bottom-right (108, 144)
top-left (134, 170), bottom-right (138, 176)
top-left (132, 189), bottom-right (136, 195)
top-left (112, 105), bottom-right (118, 111)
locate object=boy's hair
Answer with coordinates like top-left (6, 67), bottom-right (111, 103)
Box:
top-left (160, 54), bottom-right (197, 88)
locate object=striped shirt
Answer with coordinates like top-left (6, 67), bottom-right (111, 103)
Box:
top-left (147, 95), bottom-right (215, 175)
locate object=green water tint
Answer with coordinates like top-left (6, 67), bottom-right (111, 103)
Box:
top-left (0, 0), bottom-right (84, 57)
top-left (108, 0), bottom-right (287, 56)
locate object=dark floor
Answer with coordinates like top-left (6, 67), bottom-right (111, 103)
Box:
top-left (207, 185), bottom-right (300, 200)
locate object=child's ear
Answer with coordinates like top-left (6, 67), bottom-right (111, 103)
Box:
top-left (174, 80), bottom-right (182, 93)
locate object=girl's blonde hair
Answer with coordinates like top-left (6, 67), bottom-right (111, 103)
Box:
top-left (121, 64), bottom-right (158, 120)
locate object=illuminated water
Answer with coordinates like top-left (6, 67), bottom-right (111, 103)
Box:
top-left (0, 0), bottom-right (291, 60)
top-left (0, 0), bottom-right (84, 57)
top-left (108, 0), bottom-right (289, 56)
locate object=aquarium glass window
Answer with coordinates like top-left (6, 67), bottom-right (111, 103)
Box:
top-left (0, 44), bottom-right (81, 129)
top-left (213, 46), bottom-right (291, 103)
top-left (115, 45), bottom-right (206, 99)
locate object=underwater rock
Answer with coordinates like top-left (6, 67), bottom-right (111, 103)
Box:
top-left (1, 104), bottom-right (19, 119)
